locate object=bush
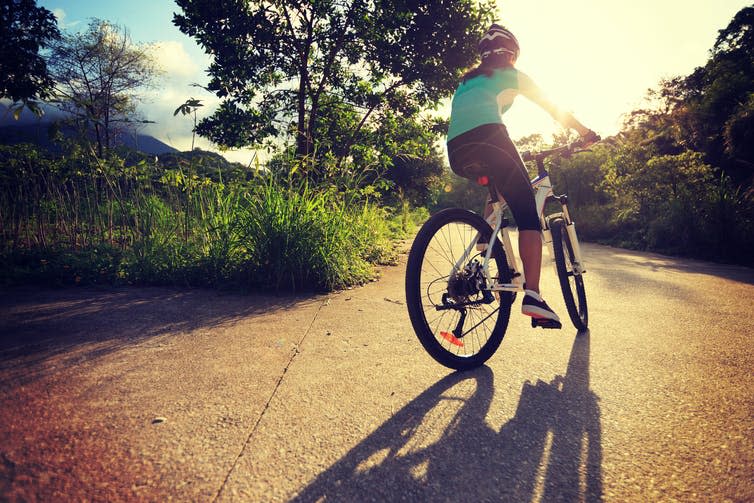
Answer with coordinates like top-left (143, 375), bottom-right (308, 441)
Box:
top-left (234, 177), bottom-right (373, 292)
top-left (430, 169), bottom-right (488, 212)
top-left (0, 144), bottom-right (404, 291)
top-left (569, 204), bottom-right (619, 242)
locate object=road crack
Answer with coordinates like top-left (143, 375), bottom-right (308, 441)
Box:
top-left (212, 296), bottom-right (328, 502)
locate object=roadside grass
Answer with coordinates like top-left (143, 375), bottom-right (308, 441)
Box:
top-left (0, 145), bottom-right (414, 292)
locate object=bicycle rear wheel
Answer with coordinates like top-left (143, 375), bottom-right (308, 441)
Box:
top-left (550, 217), bottom-right (588, 330)
top-left (405, 208), bottom-right (513, 370)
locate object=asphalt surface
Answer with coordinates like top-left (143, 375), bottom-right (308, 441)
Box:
top-left (1, 240), bottom-right (753, 502)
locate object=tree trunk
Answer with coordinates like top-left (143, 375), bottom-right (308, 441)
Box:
top-left (307, 3), bottom-right (359, 162)
top-left (294, 11), bottom-right (315, 161)
top-left (94, 123), bottom-right (103, 157)
top-left (296, 73), bottom-right (308, 159)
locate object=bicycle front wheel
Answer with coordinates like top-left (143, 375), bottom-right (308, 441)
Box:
top-left (550, 217), bottom-right (588, 330)
top-left (405, 208), bottom-right (513, 370)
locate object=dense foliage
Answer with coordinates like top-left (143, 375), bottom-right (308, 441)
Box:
top-left (646, 5), bottom-right (754, 182)
top-left (0, 143), bottom-right (415, 291)
top-left (173, 0), bottom-right (494, 163)
top-left (0, 0), bottom-right (60, 114)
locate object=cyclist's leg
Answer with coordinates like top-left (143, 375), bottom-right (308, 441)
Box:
top-left (484, 131), bottom-right (542, 290)
top-left (483, 130), bottom-right (560, 323)
top-left (449, 125), bottom-right (542, 273)
top-left (447, 125), bottom-right (506, 250)
top-left (519, 230), bottom-right (542, 291)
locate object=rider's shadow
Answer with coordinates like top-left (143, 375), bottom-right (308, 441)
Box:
top-left (292, 331), bottom-right (602, 503)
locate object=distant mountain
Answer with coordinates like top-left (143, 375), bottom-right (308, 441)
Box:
top-left (0, 123), bottom-right (179, 155)
top-left (0, 100), bottom-right (67, 126)
top-left (121, 132), bottom-right (179, 154)
top-left (0, 102), bottom-right (178, 155)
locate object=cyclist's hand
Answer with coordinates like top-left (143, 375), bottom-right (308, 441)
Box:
top-left (580, 130), bottom-right (600, 146)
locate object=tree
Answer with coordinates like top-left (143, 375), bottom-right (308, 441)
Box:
top-left (47, 19), bottom-right (161, 156)
top-left (0, 0), bottom-right (60, 115)
top-left (373, 111), bottom-right (445, 205)
top-left (713, 4), bottom-right (754, 57)
top-left (723, 93), bottom-right (754, 168)
top-left (174, 97), bottom-right (204, 151)
top-left (173, 0), bottom-right (495, 162)
top-left (655, 5), bottom-right (754, 178)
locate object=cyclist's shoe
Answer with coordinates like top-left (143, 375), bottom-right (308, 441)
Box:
top-left (522, 290), bottom-right (561, 324)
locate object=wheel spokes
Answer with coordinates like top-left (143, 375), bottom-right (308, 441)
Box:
top-left (418, 221), bottom-right (499, 357)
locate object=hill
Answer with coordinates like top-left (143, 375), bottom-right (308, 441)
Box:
top-left (0, 103), bottom-right (178, 155)
top-left (0, 122), bottom-right (179, 155)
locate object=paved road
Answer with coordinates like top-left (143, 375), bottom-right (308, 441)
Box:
top-left (1, 241), bottom-right (753, 502)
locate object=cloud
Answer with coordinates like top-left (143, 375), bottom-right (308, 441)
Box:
top-left (136, 40), bottom-right (211, 150)
top-left (149, 41), bottom-right (204, 79)
top-left (51, 8), bottom-right (81, 30)
top-left (137, 39), bottom-right (257, 163)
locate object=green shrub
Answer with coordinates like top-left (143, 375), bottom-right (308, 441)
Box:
top-left (0, 144), bottom-right (405, 291)
top-left (569, 204), bottom-right (618, 242)
top-left (234, 177), bottom-right (376, 292)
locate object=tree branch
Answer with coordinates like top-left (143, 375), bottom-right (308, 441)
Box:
top-left (337, 79), bottom-right (406, 168)
top-left (307, 1), bottom-right (359, 151)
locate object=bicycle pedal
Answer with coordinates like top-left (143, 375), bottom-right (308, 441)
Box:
top-left (531, 318), bottom-right (562, 329)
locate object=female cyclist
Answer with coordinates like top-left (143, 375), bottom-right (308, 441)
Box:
top-left (446, 23), bottom-right (598, 325)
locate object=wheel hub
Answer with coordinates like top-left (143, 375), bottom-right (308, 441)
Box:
top-left (447, 260), bottom-right (483, 301)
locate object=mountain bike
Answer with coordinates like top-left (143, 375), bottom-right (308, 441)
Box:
top-left (405, 139), bottom-right (596, 370)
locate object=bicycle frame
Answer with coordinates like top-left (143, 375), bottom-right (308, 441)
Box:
top-left (451, 165), bottom-right (586, 294)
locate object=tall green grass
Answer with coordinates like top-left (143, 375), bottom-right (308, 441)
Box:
top-left (236, 177), bottom-right (372, 291)
top-left (0, 144), bottom-right (401, 291)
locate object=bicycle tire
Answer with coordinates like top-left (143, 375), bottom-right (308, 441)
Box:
top-left (550, 217), bottom-right (588, 330)
top-left (405, 208), bottom-right (514, 370)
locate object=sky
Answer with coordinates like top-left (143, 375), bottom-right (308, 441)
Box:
top-left (37, 0), bottom-right (753, 163)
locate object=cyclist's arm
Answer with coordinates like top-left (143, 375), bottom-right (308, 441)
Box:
top-left (517, 71), bottom-right (592, 138)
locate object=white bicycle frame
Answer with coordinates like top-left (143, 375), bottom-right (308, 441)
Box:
top-left (451, 172), bottom-right (586, 293)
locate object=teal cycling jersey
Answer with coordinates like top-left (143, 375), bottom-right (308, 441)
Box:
top-left (447, 67), bottom-right (560, 142)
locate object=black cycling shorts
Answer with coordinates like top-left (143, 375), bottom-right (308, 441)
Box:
top-left (446, 123), bottom-right (541, 231)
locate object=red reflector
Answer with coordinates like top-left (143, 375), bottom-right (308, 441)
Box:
top-left (440, 331), bottom-right (464, 347)
top-left (477, 176), bottom-right (489, 186)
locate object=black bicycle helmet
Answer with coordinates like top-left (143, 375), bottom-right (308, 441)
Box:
top-left (479, 23), bottom-right (520, 60)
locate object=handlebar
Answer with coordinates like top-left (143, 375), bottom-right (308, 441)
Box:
top-left (521, 134), bottom-right (601, 163)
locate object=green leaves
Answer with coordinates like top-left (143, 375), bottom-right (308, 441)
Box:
top-left (723, 93), bottom-right (754, 161)
top-left (644, 5), bottom-right (754, 179)
top-left (713, 5), bottom-right (754, 57)
top-left (0, 142), bottom-right (403, 290)
top-left (174, 0), bottom-right (494, 162)
top-left (0, 0), bottom-right (60, 104)
top-left (173, 98), bottom-right (204, 117)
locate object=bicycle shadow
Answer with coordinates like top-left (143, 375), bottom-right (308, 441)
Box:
top-left (292, 330), bottom-right (602, 502)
